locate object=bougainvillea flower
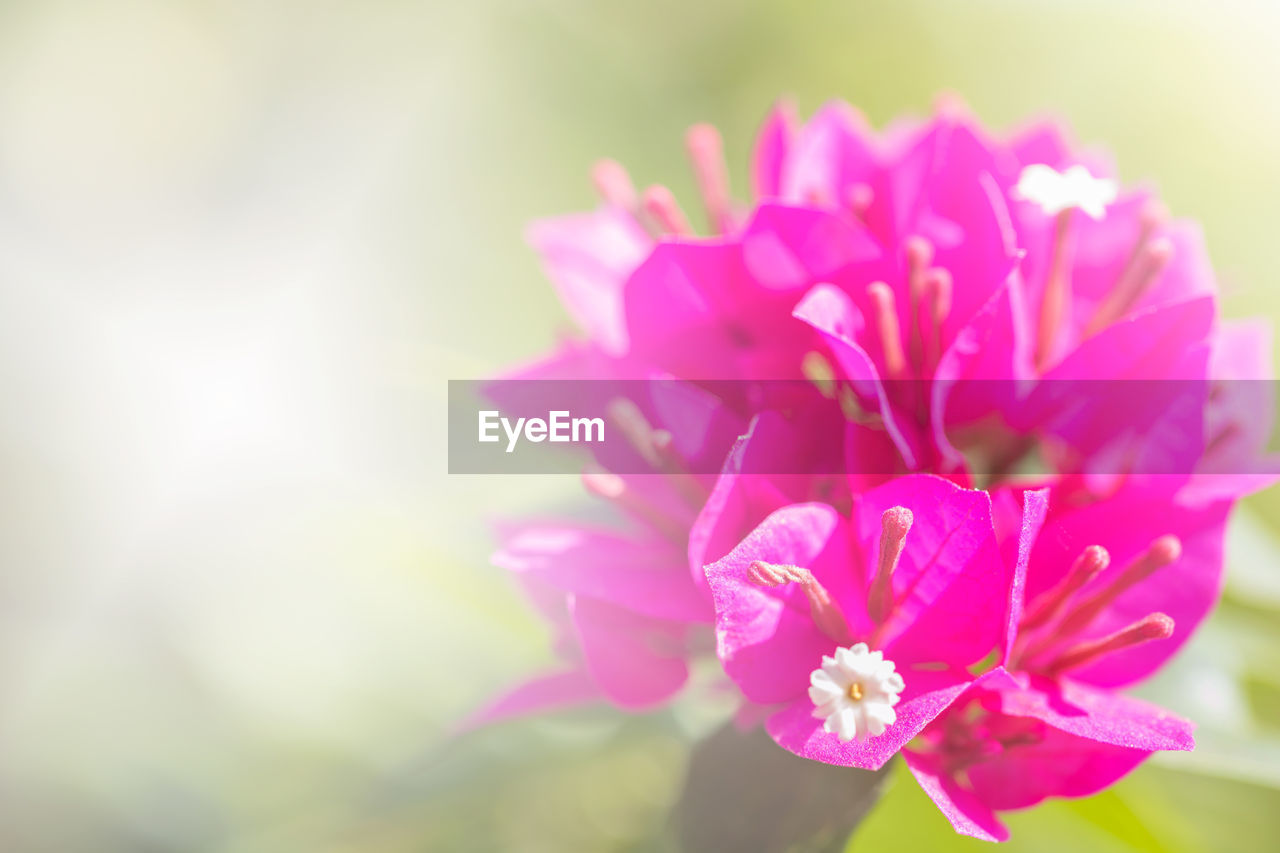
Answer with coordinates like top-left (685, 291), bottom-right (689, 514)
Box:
top-left (472, 384), bottom-right (904, 725)
top-left (704, 474), bottom-right (1018, 769)
top-left (901, 481), bottom-right (1229, 840)
top-left (473, 97), bottom-right (1269, 762)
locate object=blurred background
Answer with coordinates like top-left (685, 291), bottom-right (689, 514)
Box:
top-left (2, 0), bottom-right (1280, 849)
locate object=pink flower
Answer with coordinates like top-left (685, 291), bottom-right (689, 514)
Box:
top-left (703, 474), bottom-right (1016, 769)
top-left (472, 97), bottom-right (1268, 752)
top-left (902, 481), bottom-right (1230, 840)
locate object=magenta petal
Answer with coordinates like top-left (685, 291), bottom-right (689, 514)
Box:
top-left (964, 725), bottom-right (1150, 811)
top-left (740, 203), bottom-right (882, 291)
top-left (995, 676), bottom-right (1194, 752)
top-left (766, 666), bottom-right (976, 770)
top-left (705, 503), bottom-right (855, 704)
top-left (458, 669), bottom-right (602, 731)
top-left (526, 207), bottom-right (651, 354)
top-left (794, 284), bottom-right (920, 469)
top-left (752, 100), bottom-right (795, 199)
top-left (854, 475), bottom-right (1004, 667)
top-left (1024, 482), bottom-right (1229, 686)
top-left (1003, 488), bottom-right (1050, 663)
top-left (903, 750), bottom-right (1010, 842)
top-left (494, 522), bottom-right (711, 623)
top-left (569, 597), bottom-right (689, 710)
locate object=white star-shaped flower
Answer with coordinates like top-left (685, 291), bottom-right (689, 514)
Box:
top-left (1013, 163), bottom-right (1117, 220)
top-left (808, 643), bottom-right (905, 742)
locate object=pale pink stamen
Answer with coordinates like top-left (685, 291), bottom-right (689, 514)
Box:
top-left (1020, 545), bottom-right (1110, 631)
top-left (921, 268), bottom-right (952, 375)
top-left (1046, 613), bottom-right (1175, 674)
top-left (748, 560), bottom-right (852, 644)
top-left (1054, 535), bottom-right (1182, 638)
top-left (1036, 210), bottom-right (1073, 372)
top-left (641, 185), bottom-right (693, 236)
top-left (868, 507), bottom-right (913, 624)
top-left (867, 282), bottom-right (907, 380)
top-left (1083, 236), bottom-right (1174, 337)
top-left (590, 158), bottom-right (638, 211)
top-left (686, 123), bottom-right (733, 234)
top-left (905, 237), bottom-right (934, 374)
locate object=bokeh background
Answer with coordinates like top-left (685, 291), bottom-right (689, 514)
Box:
top-left (2, 0), bottom-right (1280, 850)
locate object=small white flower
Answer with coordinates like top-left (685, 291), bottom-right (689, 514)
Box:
top-left (808, 642), bottom-right (905, 742)
top-left (1013, 163), bottom-right (1117, 220)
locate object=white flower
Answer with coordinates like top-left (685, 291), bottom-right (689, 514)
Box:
top-left (808, 642), bottom-right (905, 742)
top-left (1013, 163), bottom-right (1117, 220)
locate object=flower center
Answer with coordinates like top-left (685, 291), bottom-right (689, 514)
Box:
top-left (808, 642), bottom-right (905, 742)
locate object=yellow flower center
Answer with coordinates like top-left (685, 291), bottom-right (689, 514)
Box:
top-left (848, 682), bottom-right (864, 701)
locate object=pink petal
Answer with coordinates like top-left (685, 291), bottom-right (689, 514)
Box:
top-left (1023, 481), bottom-right (1229, 686)
top-left (458, 669), bottom-right (602, 731)
top-left (995, 675), bottom-right (1194, 752)
top-left (793, 284), bottom-right (921, 469)
top-left (964, 724), bottom-right (1150, 810)
top-left (903, 750), bottom-right (1010, 842)
top-left (494, 522), bottom-right (711, 623)
top-left (1003, 488), bottom-right (1050, 663)
top-left (751, 99), bottom-right (796, 199)
top-left (854, 475), bottom-right (1005, 668)
top-left (766, 666), bottom-right (976, 770)
top-left (704, 503), bottom-right (856, 704)
top-left (569, 596), bottom-right (690, 710)
top-left (526, 207), bottom-right (651, 354)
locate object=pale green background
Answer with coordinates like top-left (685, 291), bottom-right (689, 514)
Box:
top-left (0, 0), bottom-right (1278, 850)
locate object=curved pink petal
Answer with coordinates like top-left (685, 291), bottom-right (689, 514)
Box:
top-left (853, 475), bottom-right (1005, 667)
top-left (994, 675), bottom-right (1194, 752)
top-left (494, 522), bottom-right (710, 623)
top-left (903, 750), bottom-right (1010, 842)
top-left (1023, 481), bottom-right (1229, 686)
top-left (751, 99), bottom-right (796, 199)
top-left (526, 207), bottom-right (651, 354)
top-left (569, 596), bottom-right (689, 710)
top-left (458, 669), bottom-right (602, 731)
top-left (704, 503), bottom-right (856, 704)
top-left (964, 724), bottom-right (1150, 811)
top-left (740, 203), bottom-right (883, 291)
top-left (766, 666), bottom-right (976, 770)
top-left (793, 283), bottom-right (920, 469)
top-left (1003, 488), bottom-right (1050, 663)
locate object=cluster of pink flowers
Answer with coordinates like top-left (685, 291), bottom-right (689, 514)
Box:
top-left (470, 98), bottom-right (1273, 841)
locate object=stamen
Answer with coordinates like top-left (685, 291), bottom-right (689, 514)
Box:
top-left (641, 185), bottom-right (693, 236)
top-left (1083, 237), bottom-right (1174, 337)
top-left (748, 560), bottom-right (852, 644)
top-left (905, 237), bottom-right (934, 373)
top-left (1020, 545), bottom-right (1110, 631)
top-left (590, 158), bottom-right (637, 211)
top-left (848, 682), bottom-right (864, 701)
top-left (921, 268), bottom-right (952, 375)
top-left (582, 466), bottom-right (685, 541)
top-left (685, 123), bottom-right (733, 234)
top-left (1046, 612), bottom-right (1174, 674)
top-left (868, 507), bottom-right (913, 624)
top-left (1036, 210), bottom-right (1073, 372)
top-left (1054, 536), bottom-right (1182, 638)
top-left (867, 282), bottom-right (907, 380)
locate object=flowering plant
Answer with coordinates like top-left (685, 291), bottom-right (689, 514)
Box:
top-left (466, 97), bottom-right (1273, 844)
